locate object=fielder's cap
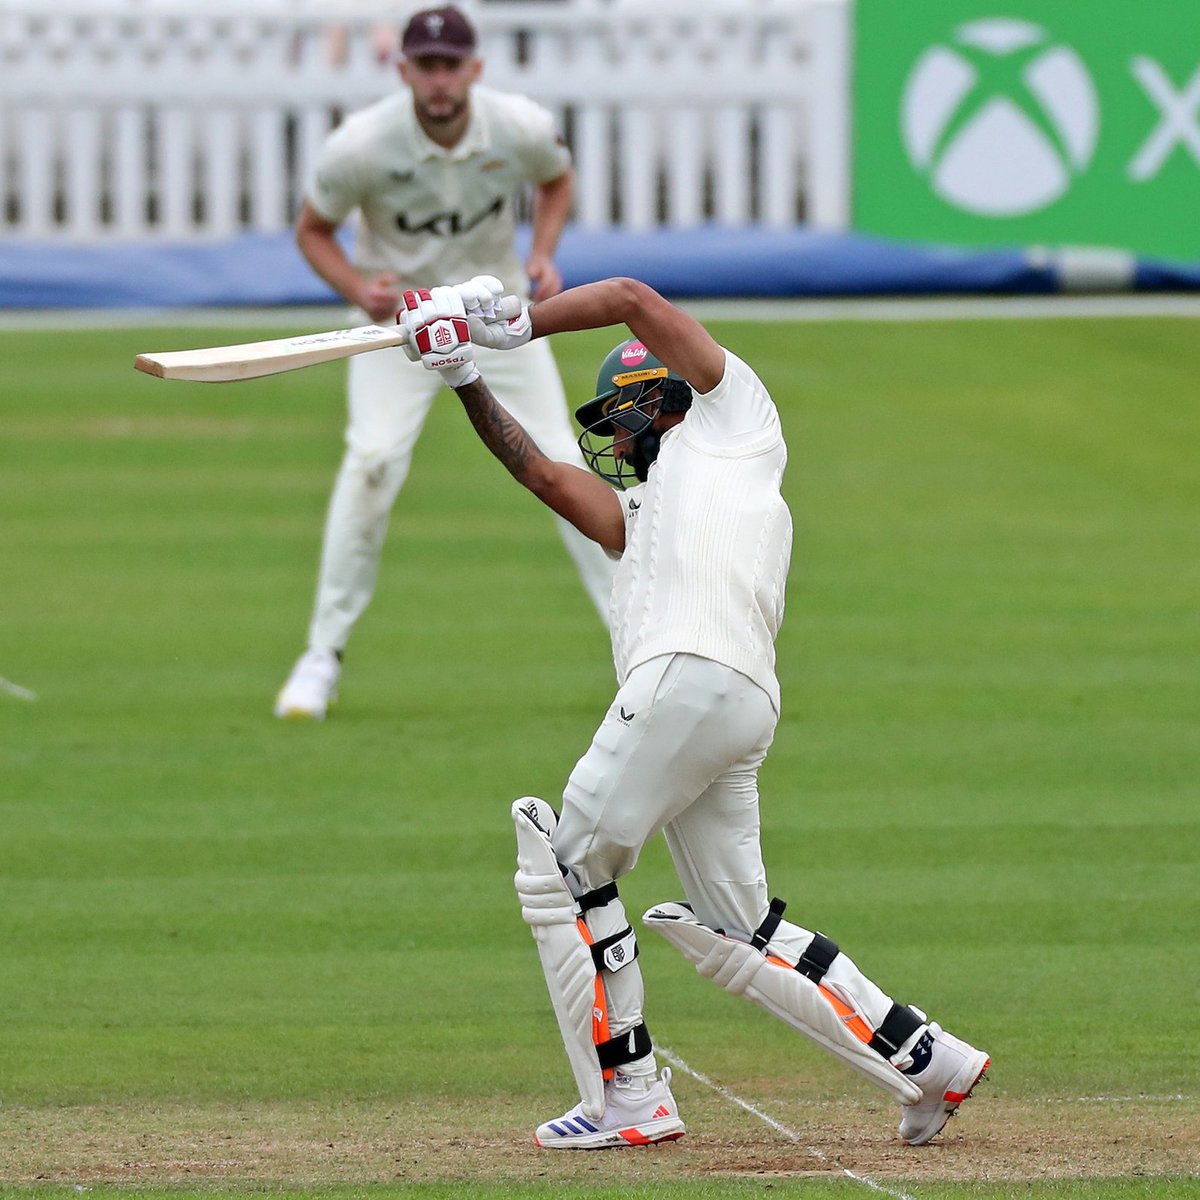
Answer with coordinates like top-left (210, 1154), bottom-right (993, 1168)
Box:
top-left (401, 6), bottom-right (477, 59)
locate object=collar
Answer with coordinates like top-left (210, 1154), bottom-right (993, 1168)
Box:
top-left (406, 89), bottom-right (487, 162)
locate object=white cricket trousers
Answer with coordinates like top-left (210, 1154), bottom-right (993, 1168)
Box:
top-left (552, 653), bottom-right (903, 1070)
top-left (306, 335), bottom-right (616, 653)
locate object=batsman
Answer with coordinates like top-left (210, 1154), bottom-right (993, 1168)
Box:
top-left (397, 275), bottom-right (991, 1149)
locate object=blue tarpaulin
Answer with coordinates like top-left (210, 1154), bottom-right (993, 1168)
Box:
top-left (1, 227), bottom-right (1197, 308)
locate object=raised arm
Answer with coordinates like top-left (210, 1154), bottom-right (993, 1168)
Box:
top-left (454, 376), bottom-right (625, 554)
top-left (529, 277), bottom-right (726, 394)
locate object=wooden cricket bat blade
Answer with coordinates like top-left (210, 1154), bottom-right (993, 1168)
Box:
top-left (133, 323), bottom-right (409, 383)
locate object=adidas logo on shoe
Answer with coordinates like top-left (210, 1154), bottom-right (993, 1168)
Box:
top-left (534, 1067), bottom-right (686, 1150)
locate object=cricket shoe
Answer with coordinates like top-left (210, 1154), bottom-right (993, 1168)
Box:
top-left (535, 1067), bottom-right (685, 1150)
top-left (273, 648), bottom-right (340, 720)
top-left (897, 1022), bottom-right (990, 1146)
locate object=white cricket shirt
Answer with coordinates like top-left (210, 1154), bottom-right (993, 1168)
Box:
top-left (308, 85), bottom-right (571, 299)
top-left (609, 351), bottom-right (792, 713)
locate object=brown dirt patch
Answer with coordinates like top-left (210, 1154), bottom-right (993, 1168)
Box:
top-left (2, 1093), bottom-right (1196, 1186)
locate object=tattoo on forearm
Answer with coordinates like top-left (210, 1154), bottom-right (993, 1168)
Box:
top-left (455, 377), bottom-right (546, 484)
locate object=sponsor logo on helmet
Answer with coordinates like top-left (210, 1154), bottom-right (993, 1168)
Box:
top-left (612, 366), bottom-right (668, 389)
top-left (620, 342), bottom-right (649, 366)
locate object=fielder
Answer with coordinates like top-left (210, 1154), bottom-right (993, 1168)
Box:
top-left (395, 275), bottom-right (991, 1149)
top-left (275, 5), bottom-right (615, 720)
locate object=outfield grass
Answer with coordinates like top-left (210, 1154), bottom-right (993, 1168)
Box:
top-left (0, 315), bottom-right (1197, 1195)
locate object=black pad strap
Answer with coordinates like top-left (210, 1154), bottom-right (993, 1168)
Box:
top-left (577, 881), bottom-right (619, 913)
top-left (596, 1020), bottom-right (653, 1070)
top-left (590, 925), bottom-right (639, 973)
top-left (750, 897), bottom-right (787, 950)
top-left (868, 1003), bottom-right (925, 1059)
top-left (795, 932), bottom-right (839, 983)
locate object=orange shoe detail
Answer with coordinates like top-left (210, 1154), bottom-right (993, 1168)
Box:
top-left (946, 1056), bottom-right (990, 1103)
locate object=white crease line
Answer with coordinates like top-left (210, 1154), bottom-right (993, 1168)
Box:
top-left (0, 676), bottom-right (38, 701)
top-left (657, 1044), bottom-right (916, 1200)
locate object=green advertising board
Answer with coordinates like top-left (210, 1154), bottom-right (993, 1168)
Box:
top-left (853, 0), bottom-right (1200, 259)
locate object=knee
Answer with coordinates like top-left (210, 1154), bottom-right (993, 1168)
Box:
top-left (554, 816), bottom-right (642, 890)
top-left (337, 447), bottom-right (408, 499)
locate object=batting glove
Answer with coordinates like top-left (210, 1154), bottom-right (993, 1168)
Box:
top-left (453, 274), bottom-right (506, 319)
top-left (466, 303), bottom-right (533, 352)
top-left (397, 286), bottom-right (479, 388)
top-left (444, 273), bottom-right (531, 350)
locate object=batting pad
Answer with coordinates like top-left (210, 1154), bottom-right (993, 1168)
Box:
top-left (513, 798), bottom-right (607, 1120)
top-left (644, 902), bottom-right (922, 1105)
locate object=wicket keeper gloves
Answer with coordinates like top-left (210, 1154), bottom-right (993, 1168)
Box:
top-left (398, 286), bottom-right (479, 388)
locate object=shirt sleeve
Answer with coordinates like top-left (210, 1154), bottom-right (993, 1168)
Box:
top-left (307, 124), bottom-right (368, 224)
top-left (684, 350), bottom-right (781, 446)
top-left (515, 102), bottom-right (573, 185)
top-left (603, 483), bottom-right (645, 561)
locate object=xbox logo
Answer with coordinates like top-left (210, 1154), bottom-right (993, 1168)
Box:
top-left (901, 18), bottom-right (1100, 217)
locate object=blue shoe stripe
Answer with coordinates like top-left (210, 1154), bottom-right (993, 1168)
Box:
top-left (549, 1122), bottom-right (570, 1136)
top-left (575, 1117), bottom-right (599, 1132)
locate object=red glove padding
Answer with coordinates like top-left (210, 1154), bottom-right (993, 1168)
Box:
top-left (397, 286), bottom-right (479, 387)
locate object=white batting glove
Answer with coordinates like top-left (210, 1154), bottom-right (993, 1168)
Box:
top-left (466, 303), bottom-right (533, 351)
top-left (453, 274), bottom-right (505, 319)
top-left (443, 274), bottom-right (530, 350)
top-left (397, 286), bottom-right (479, 388)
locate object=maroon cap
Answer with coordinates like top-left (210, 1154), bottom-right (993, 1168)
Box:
top-left (401, 7), bottom-right (477, 59)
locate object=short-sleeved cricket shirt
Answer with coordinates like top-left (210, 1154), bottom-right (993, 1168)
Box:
top-left (608, 351), bottom-right (792, 712)
top-left (309, 84), bottom-right (571, 299)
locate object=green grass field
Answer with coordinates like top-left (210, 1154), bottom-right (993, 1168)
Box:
top-left (1, 312), bottom-right (1197, 1198)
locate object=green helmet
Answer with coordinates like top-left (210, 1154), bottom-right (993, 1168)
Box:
top-left (573, 338), bottom-right (694, 489)
top-left (576, 336), bottom-right (691, 434)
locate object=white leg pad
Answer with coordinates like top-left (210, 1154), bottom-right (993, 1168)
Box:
top-left (513, 798), bottom-right (606, 1120)
top-left (644, 902), bottom-right (921, 1105)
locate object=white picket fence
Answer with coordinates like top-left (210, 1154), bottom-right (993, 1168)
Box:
top-left (0, 0), bottom-right (851, 241)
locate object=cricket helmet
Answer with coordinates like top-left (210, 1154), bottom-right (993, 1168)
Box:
top-left (575, 338), bottom-right (693, 489)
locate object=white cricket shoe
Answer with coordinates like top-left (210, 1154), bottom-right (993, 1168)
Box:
top-left (535, 1067), bottom-right (686, 1150)
top-left (897, 1023), bottom-right (990, 1146)
top-left (273, 648), bottom-right (340, 720)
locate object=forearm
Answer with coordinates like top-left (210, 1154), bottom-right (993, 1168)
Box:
top-left (297, 227), bottom-right (367, 309)
top-left (454, 377), bottom-right (552, 494)
top-left (529, 170), bottom-right (572, 262)
top-left (454, 375), bottom-right (625, 551)
top-left (527, 275), bottom-right (725, 393)
top-left (529, 277), bottom-right (649, 339)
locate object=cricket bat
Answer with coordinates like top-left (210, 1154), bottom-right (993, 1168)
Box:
top-left (133, 297), bottom-right (521, 383)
